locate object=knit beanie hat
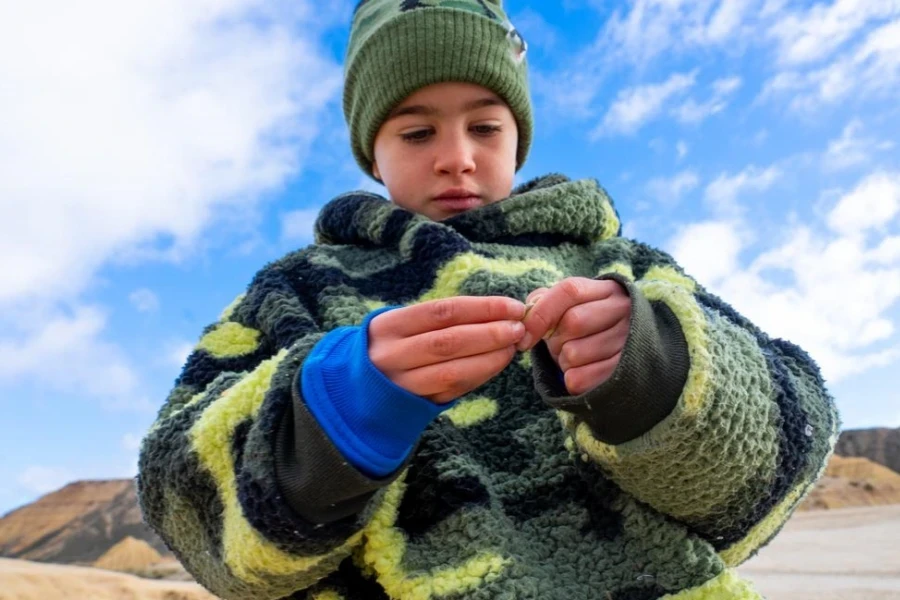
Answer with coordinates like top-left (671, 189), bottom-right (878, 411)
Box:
top-left (344, 0), bottom-right (533, 179)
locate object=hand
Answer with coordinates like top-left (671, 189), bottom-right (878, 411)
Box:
top-left (368, 297), bottom-right (527, 404)
top-left (518, 278), bottom-right (631, 395)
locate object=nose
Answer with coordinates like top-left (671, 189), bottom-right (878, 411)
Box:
top-left (433, 129), bottom-right (476, 176)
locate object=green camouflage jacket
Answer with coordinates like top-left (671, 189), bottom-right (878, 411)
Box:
top-left (138, 174), bottom-right (839, 600)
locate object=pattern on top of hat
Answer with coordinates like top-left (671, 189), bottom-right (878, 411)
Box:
top-left (353, 0), bottom-right (504, 23)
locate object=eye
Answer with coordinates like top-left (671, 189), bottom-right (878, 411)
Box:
top-left (400, 128), bottom-right (433, 144)
top-left (472, 124), bottom-right (502, 136)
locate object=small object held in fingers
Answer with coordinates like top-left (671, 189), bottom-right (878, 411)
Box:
top-left (523, 302), bottom-right (537, 320)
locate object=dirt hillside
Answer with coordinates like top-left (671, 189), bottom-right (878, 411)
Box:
top-left (799, 454), bottom-right (900, 510)
top-left (0, 480), bottom-right (168, 565)
top-left (93, 536), bottom-right (163, 573)
top-left (836, 427), bottom-right (900, 474)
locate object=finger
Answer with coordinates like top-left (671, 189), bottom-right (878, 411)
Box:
top-left (375, 320), bottom-right (525, 371)
top-left (395, 345), bottom-right (517, 404)
top-left (372, 296), bottom-right (526, 339)
top-left (546, 295), bottom-right (631, 350)
top-left (519, 279), bottom-right (617, 350)
top-left (554, 318), bottom-right (630, 372)
top-left (564, 353), bottom-right (621, 396)
top-left (525, 287), bottom-right (549, 306)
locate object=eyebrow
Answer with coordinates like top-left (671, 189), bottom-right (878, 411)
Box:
top-left (386, 97), bottom-right (504, 120)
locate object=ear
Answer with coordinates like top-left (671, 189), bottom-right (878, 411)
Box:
top-left (372, 161), bottom-right (382, 181)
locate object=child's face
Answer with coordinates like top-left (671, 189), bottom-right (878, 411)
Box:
top-left (372, 82), bottom-right (518, 221)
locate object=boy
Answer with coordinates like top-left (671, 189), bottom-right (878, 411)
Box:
top-left (137, 1), bottom-right (839, 599)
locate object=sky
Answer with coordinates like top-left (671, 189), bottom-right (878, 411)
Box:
top-left (1, 0), bottom-right (898, 516)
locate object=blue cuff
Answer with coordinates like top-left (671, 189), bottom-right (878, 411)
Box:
top-left (300, 307), bottom-right (454, 478)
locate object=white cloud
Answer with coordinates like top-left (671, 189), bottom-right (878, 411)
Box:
top-left (762, 19), bottom-right (900, 112)
top-left (706, 0), bottom-right (755, 43)
top-left (0, 0), bottom-right (343, 406)
top-left (281, 208), bottom-right (323, 245)
top-left (548, 1), bottom-right (900, 121)
top-left (129, 289), bottom-right (160, 313)
top-left (669, 220), bottom-right (747, 286)
top-left (827, 172), bottom-right (900, 236)
top-left (669, 170), bottom-right (900, 383)
top-left (646, 171), bottom-right (700, 206)
top-left (594, 71), bottom-right (697, 137)
top-left (0, 0), bottom-right (342, 308)
top-left (676, 140), bottom-right (689, 160)
top-left (768, 0), bottom-right (900, 66)
top-left (0, 304), bottom-right (150, 410)
top-left (168, 340), bottom-right (195, 369)
top-left (17, 466), bottom-right (72, 495)
top-left (823, 120), bottom-right (895, 171)
top-left (674, 76), bottom-right (742, 124)
top-left (704, 165), bottom-right (781, 211)
top-left (596, 0), bottom-right (760, 67)
top-left (588, 0), bottom-right (896, 71)
top-left (713, 76), bottom-right (744, 97)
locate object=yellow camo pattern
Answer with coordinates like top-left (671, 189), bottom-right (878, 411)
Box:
top-left (596, 191), bottom-right (621, 242)
top-left (360, 476), bottom-right (511, 600)
top-left (189, 349), bottom-right (361, 584)
top-left (661, 569), bottom-right (764, 599)
top-left (219, 293), bottom-right (247, 321)
top-left (443, 397), bottom-right (499, 428)
top-left (637, 274), bottom-right (709, 419)
top-left (417, 252), bottom-right (563, 302)
top-left (597, 261), bottom-right (635, 281)
top-left (196, 322), bottom-right (262, 358)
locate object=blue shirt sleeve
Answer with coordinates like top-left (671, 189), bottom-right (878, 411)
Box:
top-left (299, 307), bottom-right (455, 478)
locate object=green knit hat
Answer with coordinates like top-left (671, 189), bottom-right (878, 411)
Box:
top-left (343, 0), bottom-right (533, 179)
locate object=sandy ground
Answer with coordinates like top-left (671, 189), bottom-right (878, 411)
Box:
top-left (1, 505), bottom-right (897, 599)
top-left (739, 504), bottom-right (900, 599)
top-left (0, 558), bottom-right (216, 600)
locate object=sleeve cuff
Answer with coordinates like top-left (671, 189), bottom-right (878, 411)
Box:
top-left (531, 274), bottom-right (690, 445)
top-left (300, 307), bottom-right (453, 477)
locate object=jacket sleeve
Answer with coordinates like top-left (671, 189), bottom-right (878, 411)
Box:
top-left (530, 237), bottom-right (841, 567)
top-left (137, 258), bottom-right (404, 600)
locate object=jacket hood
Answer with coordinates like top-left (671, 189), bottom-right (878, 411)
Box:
top-left (313, 174), bottom-right (622, 250)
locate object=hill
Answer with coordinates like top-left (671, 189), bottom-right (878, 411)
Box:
top-left (0, 480), bottom-right (168, 565)
top-left (836, 426), bottom-right (900, 474)
top-left (93, 536), bottom-right (163, 573)
top-left (800, 454), bottom-right (900, 510)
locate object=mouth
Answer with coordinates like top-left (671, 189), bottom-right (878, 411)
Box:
top-left (433, 196), bottom-right (482, 211)
top-left (433, 188), bottom-right (482, 212)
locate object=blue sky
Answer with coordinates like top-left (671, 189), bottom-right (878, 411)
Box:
top-left (1, 0), bottom-right (898, 516)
